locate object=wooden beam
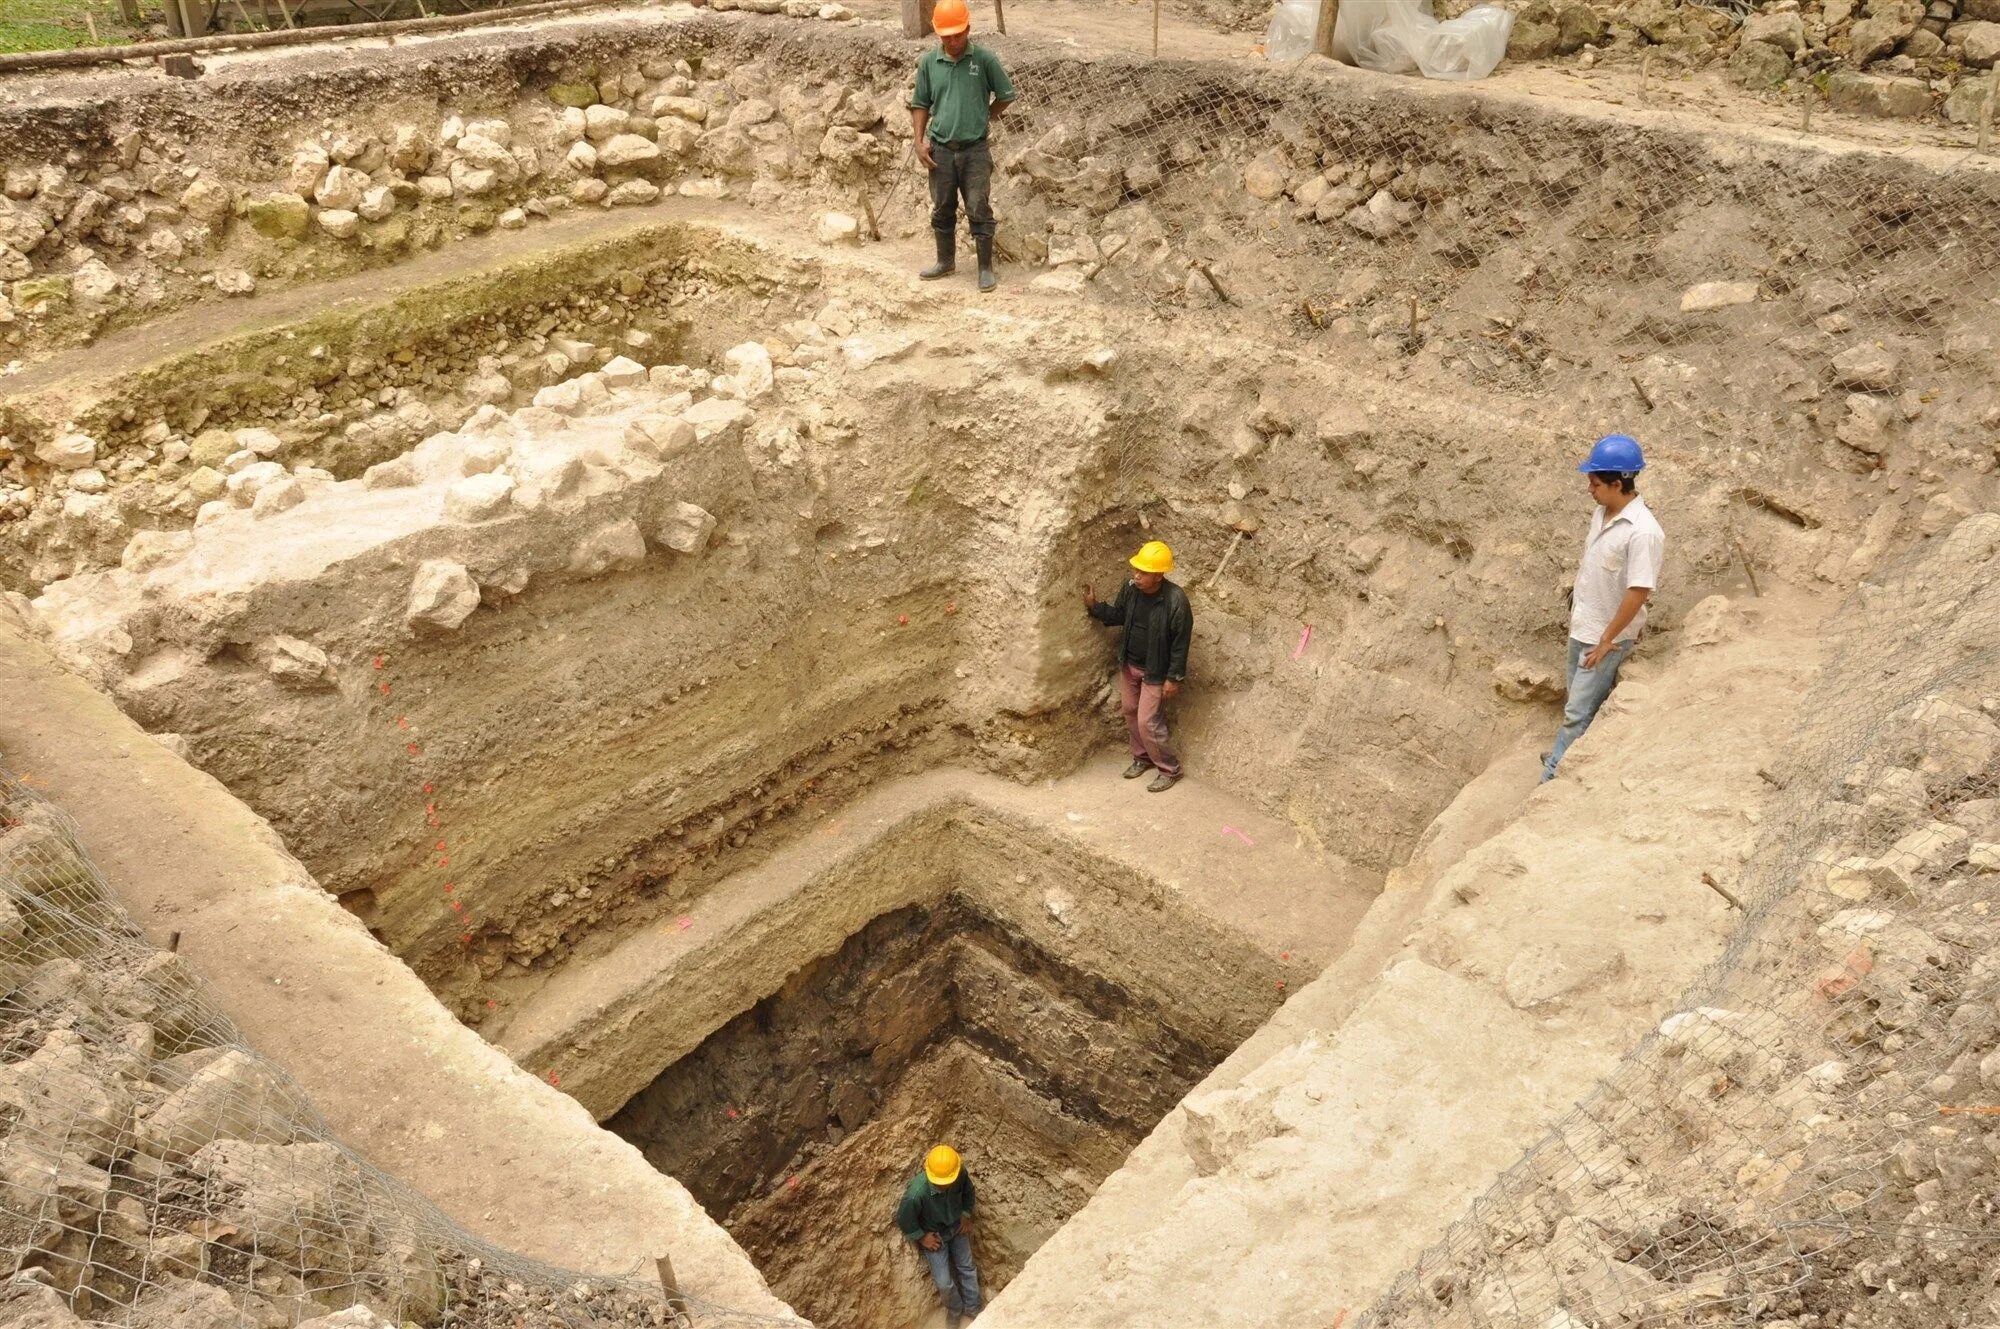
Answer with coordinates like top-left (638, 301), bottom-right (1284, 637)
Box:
top-left (1312, 0), bottom-right (1340, 58)
top-left (901, 0), bottom-right (934, 38)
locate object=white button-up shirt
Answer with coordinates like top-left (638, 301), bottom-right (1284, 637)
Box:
top-left (1569, 495), bottom-right (1666, 646)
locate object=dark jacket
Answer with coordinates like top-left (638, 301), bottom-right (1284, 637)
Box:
top-left (896, 1170), bottom-right (976, 1241)
top-left (1087, 579), bottom-right (1193, 684)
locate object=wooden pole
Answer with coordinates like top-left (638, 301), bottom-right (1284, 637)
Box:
top-left (1312, 0), bottom-right (1339, 58)
top-left (993, 0), bottom-right (1004, 34)
top-left (1152, 0), bottom-right (1159, 55)
top-left (656, 1252), bottom-right (692, 1324)
top-left (902, 0), bottom-right (934, 38)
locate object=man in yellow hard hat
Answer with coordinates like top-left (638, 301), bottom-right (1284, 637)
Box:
top-left (909, 0), bottom-right (1015, 292)
top-left (895, 1143), bottom-right (981, 1326)
top-left (1084, 540), bottom-right (1193, 792)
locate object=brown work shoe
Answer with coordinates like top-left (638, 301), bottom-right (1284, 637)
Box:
top-left (1122, 758), bottom-right (1154, 779)
top-left (1146, 771), bottom-right (1181, 793)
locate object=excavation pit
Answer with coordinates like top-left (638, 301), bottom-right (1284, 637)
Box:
top-left (562, 802), bottom-right (1316, 1329)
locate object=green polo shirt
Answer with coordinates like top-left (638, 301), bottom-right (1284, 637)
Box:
top-left (910, 44), bottom-right (1015, 146)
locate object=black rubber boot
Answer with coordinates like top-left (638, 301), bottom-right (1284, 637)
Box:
top-left (920, 231), bottom-right (955, 280)
top-left (976, 235), bottom-right (996, 292)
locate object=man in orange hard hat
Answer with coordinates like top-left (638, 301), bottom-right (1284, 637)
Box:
top-left (909, 0), bottom-right (1015, 293)
top-left (1084, 540), bottom-right (1193, 792)
top-left (895, 1143), bottom-right (981, 1327)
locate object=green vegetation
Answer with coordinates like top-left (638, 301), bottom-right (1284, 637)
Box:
top-left (0, 0), bottom-right (146, 52)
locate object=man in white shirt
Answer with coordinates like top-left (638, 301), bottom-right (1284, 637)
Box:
top-left (1542, 433), bottom-right (1666, 782)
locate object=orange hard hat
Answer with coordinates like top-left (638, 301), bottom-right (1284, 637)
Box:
top-left (932, 0), bottom-right (970, 35)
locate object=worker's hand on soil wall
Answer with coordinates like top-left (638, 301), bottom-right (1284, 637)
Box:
top-left (1082, 583), bottom-right (1097, 608)
top-left (921, 1233), bottom-right (943, 1251)
top-left (1162, 680), bottom-right (1180, 699)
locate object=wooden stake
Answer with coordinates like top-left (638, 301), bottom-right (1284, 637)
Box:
top-left (1732, 539), bottom-right (1761, 598)
top-left (1194, 262), bottom-right (1232, 305)
top-left (168, 930), bottom-right (182, 954)
top-left (273, 0), bottom-right (295, 28)
top-left (1700, 871), bottom-right (1743, 911)
top-left (1800, 97), bottom-right (1812, 134)
top-left (656, 1252), bottom-right (692, 1324)
top-left (994, 0), bottom-right (1004, 34)
top-left (1084, 235), bottom-right (1130, 282)
top-left (1204, 530), bottom-right (1246, 591)
top-left (857, 185), bottom-right (881, 242)
top-left (85, 11), bottom-right (99, 41)
top-left (1152, 0), bottom-right (1160, 56)
top-left (1313, 0), bottom-right (1340, 59)
top-left (1981, 67), bottom-right (1998, 156)
top-left (1407, 295), bottom-right (1419, 342)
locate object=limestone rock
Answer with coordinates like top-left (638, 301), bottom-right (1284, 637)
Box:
top-left (121, 529), bottom-right (193, 573)
top-left (600, 355), bottom-right (648, 388)
top-left (316, 208), bottom-right (360, 240)
top-left (407, 560), bottom-right (481, 631)
top-left (1242, 149), bottom-right (1288, 201)
top-left (533, 380), bottom-right (587, 415)
top-left (179, 175), bottom-right (234, 225)
top-left (1963, 19), bottom-right (2000, 65)
top-left (1742, 7), bottom-right (1806, 51)
top-left (1831, 343), bottom-right (1901, 391)
top-left (1345, 533), bottom-right (1387, 573)
top-left (584, 104), bottom-right (631, 141)
top-left (606, 179), bottom-right (662, 207)
top-left (597, 133), bottom-right (661, 170)
top-left (657, 501), bottom-right (717, 554)
top-left (362, 457), bottom-right (417, 489)
top-left (1678, 594), bottom-right (1738, 647)
top-left (1850, 13), bottom-right (1915, 64)
top-left (296, 1308), bottom-right (396, 1329)
top-left (1493, 659), bottom-right (1564, 703)
top-left (358, 186), bottom-right (397, 222)
top-left (389, 125), bottom-right (433, 172)
top-left (224, 461), bottom-right (287, 506)
top-left (1836, 392), bottom-right (1896, 455)
top-left (724, 342), bottom-right (776, 401)
top-left (256, 636), bottom-right (336, 690)
top-left (1680, 280), bottom-right (1759, 312)
top-left (816, 211), bottom-right (860, 244)
top-left (442, 472), bottom-right (516, 522)
top-left (314, 164), bottom-right (368, 211)
top-left (287, 145), bottom-right (331, 196)
top-left (1730, 39), bottom-right (1794, 86)
top-left (685, 397), bottom-right (753, 446)
top-left (625, 415), bottom-right (695, 460)
top-left (35, 433), bottom-right (97, 471)
top-left (251, 475), bottom-right (305, 517)
top-left (549, 80), bottom-right (598, 109)
top-left (570, 518), bottom-right (648, 577)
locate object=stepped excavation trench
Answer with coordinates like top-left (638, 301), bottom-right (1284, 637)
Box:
top-left (12, 11), bottom-right (2000, 1327)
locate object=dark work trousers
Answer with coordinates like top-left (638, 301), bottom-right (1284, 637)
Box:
top-left (927, 138), bottom-right (996, 243)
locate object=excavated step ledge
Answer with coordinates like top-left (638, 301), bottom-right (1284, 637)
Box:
top-left (498, 759), bottom-right (1378, 1121)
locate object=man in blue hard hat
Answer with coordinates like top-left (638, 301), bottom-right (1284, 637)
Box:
top-left (1542, 434), bottom-right (1665, 782)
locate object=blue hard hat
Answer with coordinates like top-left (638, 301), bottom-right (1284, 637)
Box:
top-left (1578, 433), bottom-right (1645, 474)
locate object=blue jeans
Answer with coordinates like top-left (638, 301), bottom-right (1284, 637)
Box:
top-left (1541, 637), bottom-right (1635, 782)
top-left (919, 1230), bottom-right (981, 1316)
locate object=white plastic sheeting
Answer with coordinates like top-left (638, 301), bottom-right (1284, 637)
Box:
top-left (1265, 0), bottom-right (1514, 81)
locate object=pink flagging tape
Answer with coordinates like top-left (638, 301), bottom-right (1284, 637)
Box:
top-left (1221, 825), bottom-right (1255, 847)
top-left (676, 915), bottom-right (695, 931)
top-left (1293, 624), bottom-right (1314, 659)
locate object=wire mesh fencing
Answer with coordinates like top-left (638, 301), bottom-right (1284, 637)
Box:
top-left (0, 766), bottom-right (803, 1329)
top-left (1356, 514), bottom-right (2000, 1329)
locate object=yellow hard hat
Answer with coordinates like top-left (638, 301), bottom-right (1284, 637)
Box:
top-left (1129, 540), bottom-right (1174, 574)
top-left (924, 1144), bottom-right (961, 1187)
